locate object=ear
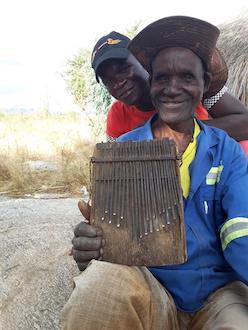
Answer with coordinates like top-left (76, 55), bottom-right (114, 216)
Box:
top-left (203, 71), bottom-right (212, 95)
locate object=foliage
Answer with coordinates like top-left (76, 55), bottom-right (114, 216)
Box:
top-left (125, 20), bottom-right (142, 39)
top-left (64, 49), bottom-right (112, 113)
top-left (63, 49), bottom-right (92, 109)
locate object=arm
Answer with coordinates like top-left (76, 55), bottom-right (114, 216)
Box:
top-left (220, 143), bottom-right (248, 283)
top-left (203, 92), bottom-right (248, 141)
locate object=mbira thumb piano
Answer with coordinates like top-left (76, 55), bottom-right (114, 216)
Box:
top-left (90, 138), bottom-right (187, 266)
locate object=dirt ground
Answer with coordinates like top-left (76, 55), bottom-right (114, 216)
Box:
top-left (0, 195), bottom-right (83, 330)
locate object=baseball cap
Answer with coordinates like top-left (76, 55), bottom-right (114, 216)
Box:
top-left (91, 31), bottom-right (130, 82)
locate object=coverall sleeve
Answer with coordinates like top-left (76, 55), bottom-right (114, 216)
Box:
top-left (220, 142), bottom-right (248, 284)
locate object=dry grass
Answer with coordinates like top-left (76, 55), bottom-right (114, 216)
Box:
top-left (0, 111), bottom-right (101, 195)
top-left (218, 11), bottom-right (248, 107)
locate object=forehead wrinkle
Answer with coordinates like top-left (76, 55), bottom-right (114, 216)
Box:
top-left (152, 47), bottom-right (204, 75)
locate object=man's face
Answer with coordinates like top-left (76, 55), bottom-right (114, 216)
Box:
top-left (150, 47), bottom-right (209, 125)
top-left (97, 54), bottom-right (149, 105)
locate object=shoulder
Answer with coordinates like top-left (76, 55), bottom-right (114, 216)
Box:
top-left (199, 120), bottom-right (247, 160)
top-left (107, 101), bottom-right (125, 125)
top-left (108, 101), bottom-right (123, 114)
top-left (108, 101), bottom-right (131, 113)
top-left (107, 101), bottom-right (132, 121)
top-left (117, 122), bottom-right (152, 142)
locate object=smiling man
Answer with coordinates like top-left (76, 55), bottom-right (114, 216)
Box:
top-left (62, 16), bottom-right (248, 330)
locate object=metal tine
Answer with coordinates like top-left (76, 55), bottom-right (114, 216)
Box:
top-left (138, 142), bottom-right (149, 236)
top-left (111, 143), bottom-right (118, 227)
top-left (166, 139), bottom-right (176, 222)
top-left (107, 143), bottom-right (113, 225)
top-left (121, 142), bottom-right (127, 228)
top-left (141, 141), bottom-right (150, 226)
top-left (138, 141), bottom-right (148, 237)
top-left (147, 141), bottom-right (157, 232)
top-left (95, 144), bottom-right (104, 222)
top-left (157, 140), bottom-right (168, 227)
top-left (129, 141), bottom-right (138, 242)
top-left (90, 157), bottom-right (96, 221)
top-left (167, 140), bottom-right (178, 221)
top-left (144, 142), bottom-right (153, 233)
top-left (115, 143), bottom-right (121, 228)
top-left (122, 142), bottom-right (128, 227)
top-left (133, 141), bottom-right (140, 242)
top-left (95, 159), bottom-right (102, 222)
top-left (150, 140), bottom-right (160, 232)
top-left (168, 140), bottom-right (179, 220)
top-left (131, 142), bottom-right (138, 239)
top-left (153, 140), bottom-right (164, 229)
top-left (135, 142), bottom-right (143, 240)
top-left (124, 142), bottom-right (129, 231)
top-left (172, 138), bottom-right (183, 204)
top-left (125, 141), bottom-right (133, 240)
top-left (100, 144), bottom-right (108, 223)
top-left (170, 140), bottom-right (181, 218)
top-left (104, 143), bottom-right (110, 224)
top-left (157, 140), bottom-right (166, 228)
top-left (161, 139), bottom-right (173, 225)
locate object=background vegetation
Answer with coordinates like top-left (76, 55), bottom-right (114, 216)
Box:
top-left (0, 111), bottom-right (93, 195)
top-left (0, 23), bottom-right (142, 196)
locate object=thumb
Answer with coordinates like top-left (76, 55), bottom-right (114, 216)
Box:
top-left (78, 200), bottom-right (91, 221)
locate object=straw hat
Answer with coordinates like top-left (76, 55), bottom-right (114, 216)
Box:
top-left (128, 16), bottom-right (228, 97)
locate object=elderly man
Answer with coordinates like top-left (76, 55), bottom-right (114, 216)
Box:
top-left (62, 16), bottom-right (248, 330)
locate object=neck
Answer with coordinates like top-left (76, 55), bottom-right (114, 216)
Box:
top-left (152, 118), bottom-right (195, 153)
top-left (135, 98), bottom-right (154, 111)
top-left (134, 83), bottom-right (154, 112)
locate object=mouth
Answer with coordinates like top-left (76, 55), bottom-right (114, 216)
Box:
top-left (159, 100), bottom-right (186, 107)
top-left (119, 86), bottom-right (134, 99)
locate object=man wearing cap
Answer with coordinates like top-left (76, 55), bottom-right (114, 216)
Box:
top-left (62, 17), bottom-right (248, 330)
top-left (91, 31), bottom-right (248, 154)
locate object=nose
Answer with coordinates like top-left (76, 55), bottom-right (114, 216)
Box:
top-left (163, 78), bottom-right (181, 95)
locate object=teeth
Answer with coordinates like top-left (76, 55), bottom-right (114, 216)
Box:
top-left (164, 101), bottom-right (182, 104)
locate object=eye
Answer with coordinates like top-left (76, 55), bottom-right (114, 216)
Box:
top-left (101, 78), bottom-right (113, 88)
top-left (153, 74), bottom-right (169, 83)
top-left (120, 65), bottom-right (131, 74)
top-left (183, 73), bottom-right (194, 82)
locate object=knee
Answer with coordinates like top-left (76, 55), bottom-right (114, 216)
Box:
top-left (73, 260), bottom-right (151, 304)
top-left (61, 260), bottom-right (152, 329)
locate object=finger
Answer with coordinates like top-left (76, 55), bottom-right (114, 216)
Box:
top-left (78, 200), bottom-right (91, 220)
top-left (72, 236), bottom-right (102, 251)
top-left (73, 249), bottom-right (101, 262)
top-left (74, 221), bottom-right (101, 238)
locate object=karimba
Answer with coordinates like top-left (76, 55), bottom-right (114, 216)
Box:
top-left (90, 138), bottom-right (186, 266)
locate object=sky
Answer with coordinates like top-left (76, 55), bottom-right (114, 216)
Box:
top-left (0, 0), bottom-right (247, 112)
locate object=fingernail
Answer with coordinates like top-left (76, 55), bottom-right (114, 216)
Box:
top-left (100, 248), bottom-right (103, 256)
top-left (102, 239), bottom-right (106, 247)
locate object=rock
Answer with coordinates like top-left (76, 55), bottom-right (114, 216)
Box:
top-left (0, 197), bottom-right (82, 330)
